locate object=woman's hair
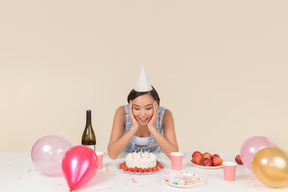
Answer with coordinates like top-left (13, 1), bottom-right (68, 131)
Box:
top-left (127, 86), bottom-right (160, 105)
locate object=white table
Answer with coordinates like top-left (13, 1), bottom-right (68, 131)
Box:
top-left (0, 152), bottom-right (286, 192)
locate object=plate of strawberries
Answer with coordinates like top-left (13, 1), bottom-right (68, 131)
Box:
top-left (117, 161), bottom-right (164, 174)
top-left (190, 151), bottom-right (223, 169)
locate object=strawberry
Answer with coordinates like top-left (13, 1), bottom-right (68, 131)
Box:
top-left (157, 161), bottom-right (163, 169)
top-left (123, 166), bottom-right (128, 172)
top-left (133, 167), bottom-right (138, 173)
top-left (143, 168), bottom-right (147, 173)
top-left (148, 168), bottom-right (153, 172)
top-left (128, 167), bottom-right (133, 172)
top-left (152, 167), bottom-right (159, 172)
top-left (119, 162), bottom-right (124, 169)
top-left (138, 168), bottom-right (143, 173)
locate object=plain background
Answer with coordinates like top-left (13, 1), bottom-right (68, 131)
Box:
top-left (1, 0), bottom-right (287, 153)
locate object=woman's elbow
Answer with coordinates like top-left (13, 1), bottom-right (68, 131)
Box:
top-left (107, 146), bottom-right (117, 160)
top-left (173, 144), bottom-right (179, 152)
top-left (108, 152), bottom-right (117, 160)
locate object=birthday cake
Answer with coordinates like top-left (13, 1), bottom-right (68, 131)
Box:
top-left (118, 151), bottom-right (163, 173)
top-left (126, 151), bottom-right (157, 169)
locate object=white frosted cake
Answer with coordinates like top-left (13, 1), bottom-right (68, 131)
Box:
top-left (125, 151), bottom-right (157, 169)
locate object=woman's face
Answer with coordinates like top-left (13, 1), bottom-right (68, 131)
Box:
top-left (131, 94), bottom-right (154, 126)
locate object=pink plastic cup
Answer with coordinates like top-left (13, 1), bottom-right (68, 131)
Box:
top-left (96, 151), bottom-right (104, 169)
top-left (170, 152), bottom-right (183, 170)
top-left (223, 161), bottom-right (237, 181)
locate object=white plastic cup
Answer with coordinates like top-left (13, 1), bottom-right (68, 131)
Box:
top-left (170, 152), bottom-right (183, 170)
top-left (223, 161), bottom-right (237, 181)
top-left (96, 151), bottom-right (104, 169)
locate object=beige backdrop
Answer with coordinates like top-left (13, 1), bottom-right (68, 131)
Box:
top-left (1, 0), bottom-right (287, 153)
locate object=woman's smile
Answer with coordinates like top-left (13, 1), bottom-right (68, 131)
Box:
top-left (137, 117), bottom-right (149, 124)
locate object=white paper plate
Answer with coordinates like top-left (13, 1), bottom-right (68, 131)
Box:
top-left (191, 162), bottom-right (223, 169)
top-left (162, 172), bottom-right (205, 188)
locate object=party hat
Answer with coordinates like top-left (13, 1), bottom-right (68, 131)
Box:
top-left (134, 65), bottom-right (152, 92)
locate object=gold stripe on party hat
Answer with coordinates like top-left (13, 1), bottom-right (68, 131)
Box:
top-left (134, 65), bottom-right (152, 92)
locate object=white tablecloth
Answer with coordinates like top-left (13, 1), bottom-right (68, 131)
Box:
top-left (0, 152), bottom-right (286, 192)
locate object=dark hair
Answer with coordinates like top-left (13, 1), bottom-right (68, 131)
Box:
top-left (127, 86), bottom-right (160, 105)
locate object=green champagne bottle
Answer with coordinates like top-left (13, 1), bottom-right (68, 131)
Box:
top-left (81, 110), bottom-right (96, 151)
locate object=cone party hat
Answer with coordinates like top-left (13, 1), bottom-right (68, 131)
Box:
top-left (134, 65), bottom-right (152, 92)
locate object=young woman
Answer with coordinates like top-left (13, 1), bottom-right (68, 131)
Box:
top-left (107, 87), bottom-right (178, 159)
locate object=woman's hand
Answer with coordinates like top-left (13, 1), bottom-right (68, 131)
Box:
top-left (129, 101), bottom-right (140, 132)
top-left (148, 101), bottom-right (158, 131)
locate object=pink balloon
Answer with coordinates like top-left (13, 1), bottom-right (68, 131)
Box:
top-left (31, 135), bottom-right (73, 176)
top-left (240, 136), bottom-right (277, 171)
top-left (62, 145), bottom-right (98, 191)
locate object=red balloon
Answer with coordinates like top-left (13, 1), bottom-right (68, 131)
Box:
top-left (62, 145), bottom-right (98, 191)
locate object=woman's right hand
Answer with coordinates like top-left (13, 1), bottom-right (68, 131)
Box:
top-left (129, 101), bottom-right (140, 132)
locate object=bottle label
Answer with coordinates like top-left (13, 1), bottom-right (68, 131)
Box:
top-left (84, 145), bottom-right (96, 151)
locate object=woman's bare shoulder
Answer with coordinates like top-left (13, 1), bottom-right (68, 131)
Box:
top-left (163, 108), bottom-right (173, 117)
top-left (113, 106), bottom-right (126, 124)
top-left (115, 105), bottom-right (125, 114)
top-left (162, 108), bottom-right (174, 125)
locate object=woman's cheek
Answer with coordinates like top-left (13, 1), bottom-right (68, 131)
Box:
top-left (132, 110), bottom-right (139, 117)
top-left (147, 110), bottom-right (153, 117)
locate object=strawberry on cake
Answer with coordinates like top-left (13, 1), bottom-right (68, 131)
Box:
top-left (119, 151), bottom-right (163, 173)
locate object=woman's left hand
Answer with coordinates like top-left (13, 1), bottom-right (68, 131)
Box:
top-left (148, 101), bottom-right (158, 131)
